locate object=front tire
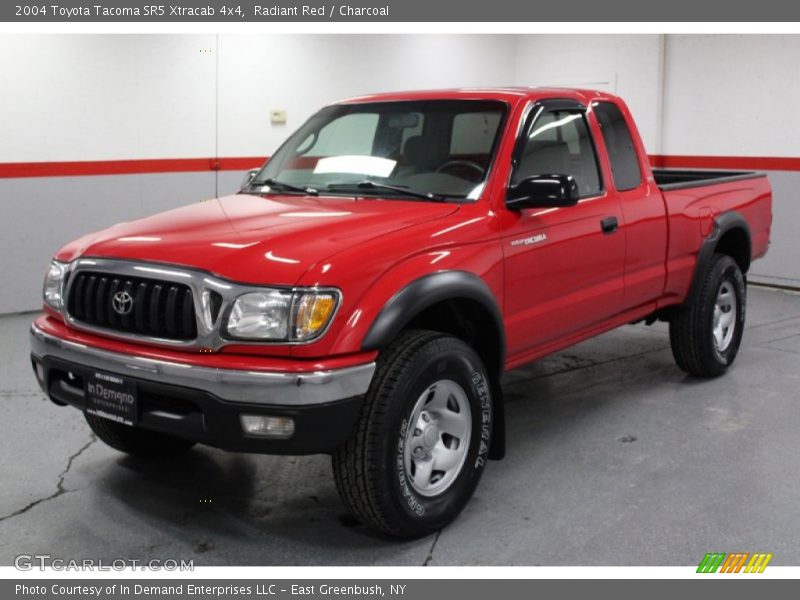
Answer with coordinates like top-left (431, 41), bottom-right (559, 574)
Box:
top-left (669, 254), bottom-right (746, 377)
top-left (85, 413), bottom-right (196, 458)
top-left (333, 330), bottom-right (493, 538)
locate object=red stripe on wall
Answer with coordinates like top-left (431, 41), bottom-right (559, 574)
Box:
top-left (1, 155), bottom-right (799, 179)
top-left (648, 154), bottom-right (800, 171)
top-left (0, 157), bottom-right (266, 178)
top-left (216, 157), bottom-right (268, 171)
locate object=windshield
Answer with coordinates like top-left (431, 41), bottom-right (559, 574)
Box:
top-left (250, 100), bottom-right (508, 201)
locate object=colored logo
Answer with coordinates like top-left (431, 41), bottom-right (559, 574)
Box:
top-left (697, 552), bottom-right (773, 573)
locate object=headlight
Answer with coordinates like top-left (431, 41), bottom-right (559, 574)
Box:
top-left (43, 260), bottom-right (68, 312)
top-left (225, 289), bottom-right (339, 342)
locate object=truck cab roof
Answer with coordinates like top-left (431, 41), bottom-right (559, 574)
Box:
top-left (337, 87), bottom-right (622, 106)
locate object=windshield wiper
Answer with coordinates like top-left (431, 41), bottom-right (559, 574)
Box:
top-left (250, 178), bottom-right (319, 196)
top-left (327, 180), bottom-right (446, 202)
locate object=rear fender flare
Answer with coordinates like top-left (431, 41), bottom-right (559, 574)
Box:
top-left (685, 210), bottom-right (751, 307)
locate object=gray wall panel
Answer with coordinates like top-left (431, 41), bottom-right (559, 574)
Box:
top-left (748, 170), bottom-right (799, 288)
top-left (0, 172), bottom-right (214, 314)
top-left (217, 170), bottom-right (252, 197)
top-left (138, 172), bottom-right (216, 217)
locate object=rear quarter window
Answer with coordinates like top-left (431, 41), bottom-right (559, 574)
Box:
top-left (594, 102), bottom-right (642, 191)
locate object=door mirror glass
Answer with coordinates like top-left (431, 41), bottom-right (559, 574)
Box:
top-left (507, 174), bottom-right (580, 210)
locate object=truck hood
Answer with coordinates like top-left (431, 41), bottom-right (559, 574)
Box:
top-left (58, 193), bottom-right (460, 285)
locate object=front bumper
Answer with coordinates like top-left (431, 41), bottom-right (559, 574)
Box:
top-left (30, 323), bottom-right (376, 454)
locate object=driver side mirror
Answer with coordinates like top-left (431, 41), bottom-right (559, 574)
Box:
top-left (240, 169), bottom-right (260, 191)
top-left (506, 174), bottom-right (580, 210)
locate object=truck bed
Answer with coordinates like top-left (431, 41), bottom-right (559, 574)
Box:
top-left (654, 168), bottom-right (766, 191)
top-left (656, 169), bottom-right (772, 305)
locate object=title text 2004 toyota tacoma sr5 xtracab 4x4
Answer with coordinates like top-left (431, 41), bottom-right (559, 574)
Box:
top-left (30, 88), bottom-right (772, 537)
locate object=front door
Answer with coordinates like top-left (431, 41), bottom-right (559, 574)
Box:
top-left (501, 101), bottom-right (626, 360)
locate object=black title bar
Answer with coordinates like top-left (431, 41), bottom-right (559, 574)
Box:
top-left (3, 0), bottom-right (800, 22)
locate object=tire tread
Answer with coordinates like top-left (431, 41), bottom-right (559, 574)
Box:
top-left (332, 329), bottom-right (449, 537)
top-left (669, 253), bottom-right (743, 377)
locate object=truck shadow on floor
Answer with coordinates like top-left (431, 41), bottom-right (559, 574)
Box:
top-left (97, 447), bottom-right (415, 555)
top-left (93, 332), bottom-right (708, 556)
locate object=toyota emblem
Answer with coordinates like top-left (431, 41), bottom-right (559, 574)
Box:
top-left (112, 290), bottom-right (134, 315)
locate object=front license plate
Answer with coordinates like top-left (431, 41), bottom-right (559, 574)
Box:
top-left (85, 371), bottom-right (138, 426)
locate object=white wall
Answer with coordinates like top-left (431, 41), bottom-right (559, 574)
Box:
top-left (662, 35), bottom-right (800, 156)
top-left (513, 34), bottom-right (800, 159)
top-left (217, 35), bottom-right (515, 158)
top-left (5, 33), bottom-right (798, 169)
top-left (0, 35), bottom-right (217, 162)
top-left (0, 34), bottom-right (515, 164)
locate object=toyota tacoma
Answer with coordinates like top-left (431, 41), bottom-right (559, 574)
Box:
top-left (30, 88), bottom-right (772, 537)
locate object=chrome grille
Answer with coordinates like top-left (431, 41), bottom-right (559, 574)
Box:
top-left (67, 271), bottom-right (197, 341)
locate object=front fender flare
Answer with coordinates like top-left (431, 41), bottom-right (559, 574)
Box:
top-left (360, 270), bottom-right (505, 367)
top-left (361, 270), bottom-right (506, 460)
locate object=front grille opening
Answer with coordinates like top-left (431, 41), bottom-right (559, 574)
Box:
top-left (140, 390), bottom-right (201, 417)
top-left (207, 290), bottom-right (224, 325)
top-left (67, 271), bottom-right (197, 341)
top-left (46, 367), bottom-right (86, 406)
top-left (49, 366), bottom-right (85, 390)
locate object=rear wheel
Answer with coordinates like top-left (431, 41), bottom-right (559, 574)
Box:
top-left (332, 330), bottom-right (493, 538)
top-left (85, 413), bottom-right (195, 458)
top-left (669, 254), bottom-right (746, 377)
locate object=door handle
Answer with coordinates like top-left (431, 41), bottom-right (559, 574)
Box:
top-left (600, 216), bottom-right (619, 234)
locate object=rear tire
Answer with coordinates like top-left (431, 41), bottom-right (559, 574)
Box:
top-left (333, 330), bottom-right (493, 538)
top-left (669, 254), bottom-right (746, 377)
top-left (85, 413), bottom-right (195, 458)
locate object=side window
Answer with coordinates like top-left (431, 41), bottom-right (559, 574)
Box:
top-left (302, 113), bottom-right (379, 157)
top-left (513, 109), bottom-right (602, 198)
top-left (594, 102), bottom-right (642, 191)
top-left (450, 112), bottom-right (502, 155)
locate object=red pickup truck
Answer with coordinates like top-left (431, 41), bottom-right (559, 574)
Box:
top-left (30, 88), bottom-right (771, 537)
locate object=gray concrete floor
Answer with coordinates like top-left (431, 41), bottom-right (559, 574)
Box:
top-left (1, 286), bottom-right (799, 566)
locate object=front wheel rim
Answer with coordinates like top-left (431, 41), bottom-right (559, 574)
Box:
top-left (403, 379), bottom-right (472, 497)
top-left (712, 281), bottom-right (737, 352)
